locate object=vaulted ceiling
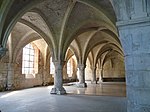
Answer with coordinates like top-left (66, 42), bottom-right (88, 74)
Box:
top-left (0, 0), bottom-right (124, 66)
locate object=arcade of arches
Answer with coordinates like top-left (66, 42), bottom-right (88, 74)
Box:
top-left (0, 0), bottom-right (150, 112)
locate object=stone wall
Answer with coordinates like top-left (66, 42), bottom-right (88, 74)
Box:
top-left (0, 44), bottom-right (53, 91)
top-left (0, 62), bottom-right (8, 91)
top-left (63, 58), bottom-right (77, 82)
top-left (103, 58), bottom-right (125, 78)
top-left (13, 49), bottom-right (52, 90)
top-left (85, 66), bottom-right (92, 81)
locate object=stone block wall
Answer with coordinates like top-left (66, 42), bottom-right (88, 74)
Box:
top-left (0, 62), bottom-right (8, 91)
top-left (103, 58), bottom-right (125, 78)
top-left (0, 49), bottom-right (53, 91)
top-left (85, 66), bottom-right (92, 81)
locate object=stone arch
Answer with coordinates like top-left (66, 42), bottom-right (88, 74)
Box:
top-left (1, 0), bottom-right (43, 47)
top-left (69, 39), bottom-right (82, 64)
top-left (62, 20), bottom-right (117, 59)
top-left (18, 11), bottom-right (54, 51)
top-left (83, 37), bottom-right (122, 66)
top-left (13, 32), bottom-right (41, 63)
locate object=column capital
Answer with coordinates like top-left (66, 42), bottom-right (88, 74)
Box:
top-left (53, 60), bottom-right (65, 69)
top-left (77, 64), bottom-right (85, 70)
top-left (0, 47), bottom-right (7, 59)
top-left (90, 66), bottom-right (96, 71)
top-left (99, 67), bottom-right (103, 70)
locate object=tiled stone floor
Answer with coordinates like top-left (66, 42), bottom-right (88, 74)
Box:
top-left (0, 82), bottom-right (127, 112)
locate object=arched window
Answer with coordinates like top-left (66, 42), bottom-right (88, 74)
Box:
top-left (67, 58), bottom-right (73, 77)
top-left (50, 57), bottom-right (55, 74)
top-left (22, 43), bottom-right (38, 78)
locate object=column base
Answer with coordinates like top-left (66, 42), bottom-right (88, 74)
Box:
top-left (91, 81), bottom-right (97, 84)
top-left (50, 87), bottom-right (66, 95)
top-left (98, 79), bottom-right (103, 83)
top-left (6, 84), bottom-right (14, 90)
top-left (76, 83), bottom-right (87, 88)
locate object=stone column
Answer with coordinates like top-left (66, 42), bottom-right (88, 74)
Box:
top-left (98, 68), bottom-right (103, 83)
top-left (131, 0), bottom-right (147, 19)
top-left (91, 66), bottom-right (96, 83)
top-left (77, 64), bottom-right (87, 87)
top-left (117, 18), bottom-right (150, 112)
top-left (101, 68), bottom-right (104, 82)
top-left (50, 61), bottom-right (66, 95)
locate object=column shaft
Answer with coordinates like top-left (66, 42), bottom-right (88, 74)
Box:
top-left (50, 61), bottom-right (66, 95)
top-left (77, 64), bottom-right (87, 87)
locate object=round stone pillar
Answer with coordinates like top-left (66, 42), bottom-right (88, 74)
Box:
top-left (99, 68), bottom-right (103, 82)
top-left (50, 61), bottom-right (66, 95)
top-left (77, 64), bottom-right (87, 87)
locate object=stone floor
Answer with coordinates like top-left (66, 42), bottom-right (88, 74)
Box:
top-left (65, 82), bottom-right (126, 97)
top-left (0, 82), bottom-right (127, 112)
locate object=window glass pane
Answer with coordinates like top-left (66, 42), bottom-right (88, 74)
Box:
top-left (24, 48), bottom-right (29, 55)
top-left (30, 56), bottom-right (34, 61)
top-left (29, 68), bottom-right (33, 74)
top-left (67, 58), bottom-right (73, 77)
top-left (24, 61), bottom-right (29, 67)
top-left (24, 68), bottom-right (28, 74)
top-left (50, 57), bottom-right (55, 74)
top-left (26, 44), bottom-right (30, 48)
top-left (22, 68), bottom-right (24, 73)
top-left (30, 50), bottom-right (34, 55)
top-left (22, 43), bottom-right (35, 75)
top-left (30, 62), bottom-right (33, 68)
top-left (24, 55), bottom-right (29, 61)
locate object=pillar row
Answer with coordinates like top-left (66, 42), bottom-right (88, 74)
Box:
top-left (50, 61), bottom-right (66, 95)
